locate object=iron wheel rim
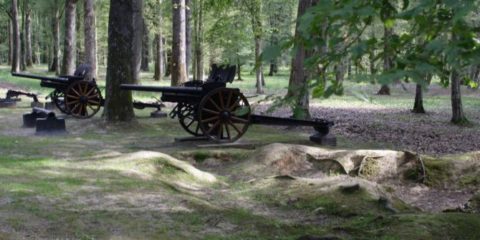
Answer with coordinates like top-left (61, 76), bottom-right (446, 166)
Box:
top-left (198, 88), bottom-right (251, 142)
top-left (64, 81), bottom-right (102, 119)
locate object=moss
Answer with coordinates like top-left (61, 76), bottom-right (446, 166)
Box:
top-left (422, 157), bottom-right (454, 187)
top-left (459, 174), bottom-right (480, 187)
top-left (359, 156), bottom-right (380, 178)
top-left (193, 151), bottom-right (210, 163)
top-left (389, 213), bottom-right (480, 239)
top-left (156, 161), bottom-right (183, 175)
top-left (251, 180), bottom-right (400, 218)
top-left (403, 167), bottom-right (422, 181)
top-left (327, 213), bottom-right (480, 239)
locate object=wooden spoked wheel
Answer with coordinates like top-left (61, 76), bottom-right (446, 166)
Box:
top-left (51, 89), bottom-right (68, 114)
top-left (198, 88), bottom-right (251, 142)
top-left (64, 81), bottom-right (103, 119)
top-left (177, 103), bottom-right (204, 136)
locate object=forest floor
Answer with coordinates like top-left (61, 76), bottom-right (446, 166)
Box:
top-left (0, 66), bottom-right (479, 239)
top-left (2, 65), bottom-right (479, 155)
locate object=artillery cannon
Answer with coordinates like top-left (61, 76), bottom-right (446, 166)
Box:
top-left (12, 64), bottom-right (166, 119)
top-left (12, 64), bottom-right (103, 119)
top-left (6, 90), bottom-right (39, 103)
top-left (121, 65), bottom-right (334, 143)
top-left (0, 90), bottom-right (40, 108)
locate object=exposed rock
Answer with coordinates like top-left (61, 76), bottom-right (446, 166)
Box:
top-left (237, 143), bottom-right (424, 184)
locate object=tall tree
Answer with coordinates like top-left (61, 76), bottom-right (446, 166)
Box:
top-left (243, 0), bottom-right (264, 94)
top-left (450, 70), bottom-right (466, 124)
top-left (61, 0), bottom-right (77, 75)
top-left (84, 0), bottom-right (97, 80)
top-left (412, 84), bottom-right (426, 113)
top-left (8, 0), bottom-right (20, 72)
top-left (75, 2), bottom-right (83, 65)
top-left (49, 0), bottom-right (62, 75)
top-left (286, 0), bottom-right (318, 119)
top-left (265, 0), bottom-right (294, 76)
top-left (377, 1), bottom-right (394, 95)
top-left (153, 0), bottom-right (164, 81)
top-left (154, 35), bottom-right (164, 80)
top-left (8, 19), bottom-right (13, 65)
top-left (33, 14), bottom-right (41, 64)
top-left (104, 0), bottom-right (142, 122)
top-left (132, 0), bottom-right (143, 83)
top-left (171, 0), bottom-right (188, 86)
top-left (141, 18), bottom-right (149, 71)
top-left (185, 0), bottom-right (191, 79)
top-left (192, 0), bottom-right (203, 80)
top-left (377, 23), bottom-right (393, 95)
top-left (23, 0), bottom-right (33, 67)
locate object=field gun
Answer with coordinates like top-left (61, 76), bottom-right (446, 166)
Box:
top-left (12, 64), bottom-right (103, 119)
top-left (121, 65), bottom-right (334, 143)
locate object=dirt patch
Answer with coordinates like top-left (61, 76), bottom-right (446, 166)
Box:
top-left (66, 191), bottom-right (193, 212)
top-left (0, 83), bottom-right (29, 91)
top-left (253, 85), bottom-right (480, 155)
top-left (231, 143), bottom-right (478, 213)
top-left (234, 143), bottom-right (423, 182)
top-left (391, 184), bottom-right (473, 212)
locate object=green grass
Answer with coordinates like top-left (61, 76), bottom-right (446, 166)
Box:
top-left (2, 64), bottom-right (479, 115)
top-left (1, 65), bottom-right (480, 239)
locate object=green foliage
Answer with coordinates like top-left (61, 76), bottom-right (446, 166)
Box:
top-left (266, 0), bottom-right (480, 97)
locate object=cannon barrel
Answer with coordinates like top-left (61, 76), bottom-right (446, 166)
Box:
top-left (132, 101), bottom-right (164, 110)
top-left (12, 72), bottom-right (69, 83)
top-left (120, 84), bottom-right (202, 94)
top-left (250, 115), bottom-right (334, 128)
top-left (6, 90), bottom-right (39, 102)
top-left (32, 107), bottom-right (56, 118)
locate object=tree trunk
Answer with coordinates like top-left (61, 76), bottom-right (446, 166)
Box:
top-left (268, 61), bottom-right (278, 76)
top-left (154, 34), bottom-right (164, 81)
top-left (185, 0), bottom-right (192, 79)
top-left (32, 14), bottom-right (41, 64)
top-left (347, 59), bottom-right (352, 77)
top-left (20, 31), bottom-right (25, 71)
top-left (267, 7), bottom-right (279, 77)
top-left (377, 14), bottom-right (393, 95)
top-left (171, 0), bottom-right (188, 86)
top-left (378, 85), bottom-right (390, 95)
top-left (104, 0), bottom-right (143, 122)
top-left (132, 0), bottom-right (143, 83)
top-left (249, 0), bottom-right (264, 94)
top-left (84, 0), bottom-right (97, 80)
top-left (50, 2), bottom-right (61, 75)
top-left (450, 70), bottom-right (467, 124)
top-left (141, 18), bottom-right (149, 71)
top-left (75, 4), bottom-right (83, 66)
top-left (8, 20), bottom-right (13, 65)
top-left (412, 84), bottom-right (426, 113)
top-left (286, 0), bottom-right (318, 119)
top-left (335, 60), bottom-right (345, 85)
top-left (237, 63), bottom-right (242, 81)
top-left (61, 0), bottom-right (77, 76)
top-left (10, 0), bottom-right (21, 73)
top-left (153, 0), bottom-right (164, 81)
top-left (165, 48), bottom-right (172, 77)
top-left (193, 0), bottom-right (204, 81)
top-left (24, 1), bottom-right (33, 67)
